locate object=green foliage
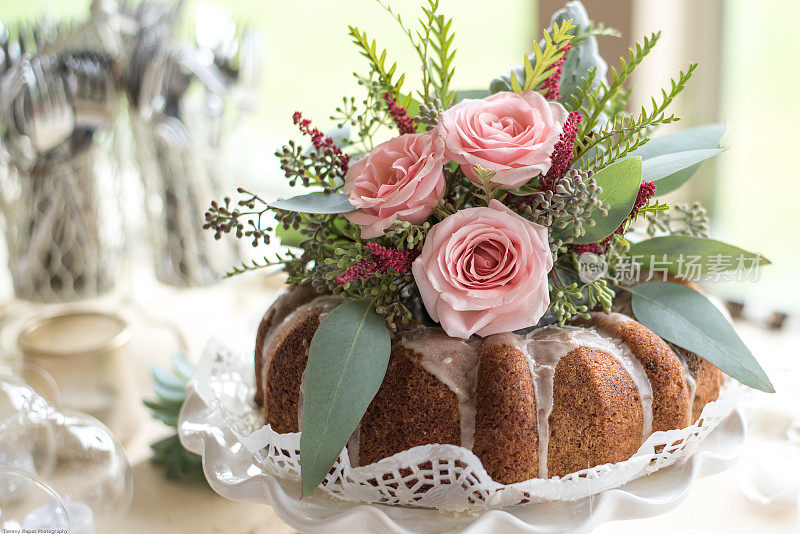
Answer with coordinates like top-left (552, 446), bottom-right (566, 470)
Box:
top-left (274, 140), bottom-right (345, 192)
top-left (557, 158), bottom-right (640, 245)
top-left (629, 123), bottom-right (727, 159)
top-left (626, 236), bottom-right (769, 275)
top-left (511, 18), bottom-right (575, 92)
top-left (581, 63), bottom-right (697, 170)
top-left (376, 0), bottom-right (457, 107)
top-left (320, 240), bottom-right (418, 330)
top-left (144, 354), bottom-right (205, 483)
top-left (300, 300), bottom-right (391, 495)
top-left (269, 192), bottom-right (355, 214)
top-left (521, 169), bottom-right (608, 251)
top-left (628, 282), bottom-right (773, 393)
top-left (642, 147), bottom-right (725, 195)
top-left (429, 5), bottom-right (457, 107)
top-left (225, 251), bottom-right (300, 278)
top-left (629, 198), bottom-right (669, 224)
top-left (646, 201), bottom-right (710, 237)
top-left (572, 21), bottom-right (621, 44)
top-left (150, 434), bottom-right (205, 483)
top-left (547, 276), bottom-right (615, 326)
top-left (471, 166), bottom-right (506, 205)
top-left (578, 32), bottom-right (662, 139)
top-left (331, 74), bottom-right (395, 151)
top-left (348, 25), bottom-right (406, 97)
top-left (564, 68), bottom-right (598, 113)
top-left (384, 221), bottom-right (431, 250)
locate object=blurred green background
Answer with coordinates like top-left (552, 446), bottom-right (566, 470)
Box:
top-left (1, 0), bottom-right (796, 314)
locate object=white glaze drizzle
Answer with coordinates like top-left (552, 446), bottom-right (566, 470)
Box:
top-left (491, 324), bottom-right (654, 478)
top-left (672, 348), bottom-right (697, 413)
top-left (399, 327), bottom-right (481, 449)
top-left (583, 329), bottom-right (654, 441)
top-left (336, 311), bottom-right (657, 479)
top-left (523, 326), bottom-right (582, 479)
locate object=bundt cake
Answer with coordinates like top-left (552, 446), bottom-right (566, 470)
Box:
top-left (254, 285), bottom-right (722, 483)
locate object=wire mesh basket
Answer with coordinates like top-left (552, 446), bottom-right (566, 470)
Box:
top-left (0, 139), bottom-right (123, 303)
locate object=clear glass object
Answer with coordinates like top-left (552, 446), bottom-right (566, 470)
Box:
top-left (0, 368), bottom-right (132, 531)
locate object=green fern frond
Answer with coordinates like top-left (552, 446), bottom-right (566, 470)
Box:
top-left (225, 251), bottom-right (298, 278)
top-left (566, 68), bottom-right (598, 113)
top-left (632, 199), bottom-right (669, 222)
top-left (513, 18), bottom-right (575, 93)
top-left (582, 63), bottom-right (697, 170)
top-left (429, 7), bottom-right (457, 107)
top-left (579, 31), bottom-right (661, 138)
top-left (348, 25), bottom-right (406, 96)
top-left (375, 0), bottom-right (456, 107)
top-left (572, 21), bottom-right (621, 45)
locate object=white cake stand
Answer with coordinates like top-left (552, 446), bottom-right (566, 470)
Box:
top-left (179, 379), bottom-right (745, 534)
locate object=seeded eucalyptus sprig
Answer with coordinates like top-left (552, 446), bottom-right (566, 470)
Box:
top-left (203, 188), bottom-right (273, 247)
top-left (516, 169), bottom-right (608, 250)
top-left (547, 262), bottom-right (615, 325)
top-left (646, 201), bottom-right (710, 238)
top-left (416, 97), bottom-right (442, 130)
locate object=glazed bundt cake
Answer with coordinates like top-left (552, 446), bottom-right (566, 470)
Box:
top-left (254, 286), bottom-right (722, 483)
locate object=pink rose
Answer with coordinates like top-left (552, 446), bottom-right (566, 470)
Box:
top-left (439, 91), bottom-right (568, 189)
top-left (412, 199), bottom-right (552, 339)
top-left (344, 130), bottom-right (446, 238)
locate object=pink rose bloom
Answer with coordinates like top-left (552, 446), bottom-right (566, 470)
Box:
top-left (344, 130), bottom-right (446, 238)
top-left (412, 199), bottom-right (552, 339)
top-left (439, 91), bottom-right (568, 189)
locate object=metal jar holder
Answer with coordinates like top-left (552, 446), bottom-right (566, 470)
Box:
top-left (0, 55), bottom-right (122, 303)
top-left (0, 143), bottom-right (121, 302)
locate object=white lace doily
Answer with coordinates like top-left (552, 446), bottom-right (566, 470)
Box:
top-left (185, 335), bottom-right (748, 512)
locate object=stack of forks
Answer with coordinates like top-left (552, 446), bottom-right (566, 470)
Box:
top-left (123, 1), bottom-right (261, 287)
top-left (0, 18), bottom-right (120, 302)
top-left (0, 0), bottom-right (262, 300)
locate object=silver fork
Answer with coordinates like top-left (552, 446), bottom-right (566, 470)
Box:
top-left (22, 54), bottom-right (75, 154)
top-left (63, 51), bottom-right (116, 130)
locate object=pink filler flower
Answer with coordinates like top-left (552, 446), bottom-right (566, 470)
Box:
top-left (439, 91), bottom-right (568, 189)
top-left (412, 199), bottom-right (553, 339)
top-left (344, 130), bottom-right (446, 238)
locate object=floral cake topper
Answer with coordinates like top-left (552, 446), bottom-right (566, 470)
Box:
top-left (205, 0), bottom-right (773, 494)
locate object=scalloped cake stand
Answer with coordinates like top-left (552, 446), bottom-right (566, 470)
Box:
top-left (179, 381), bottom-right (745, 534)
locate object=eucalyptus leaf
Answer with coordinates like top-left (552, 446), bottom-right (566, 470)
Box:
top-left (300, 300), bottom-right (391, 495)
top-left (629, 281), bottom-right (773, 393)
top-left (270, 192), bottom-right (356, 214)
top-left (457, 89), bottom-right (490, 102)
top-left (628, 123), bottom-right (726, 160)
top-left (642, 149), bottom-right (725, 196)
top-left (557, 157), bottom-right (642, 244)
top-left (628, 236), bottom-right (769, 274)
top-left (626, 124), bottom-right (726, 195)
